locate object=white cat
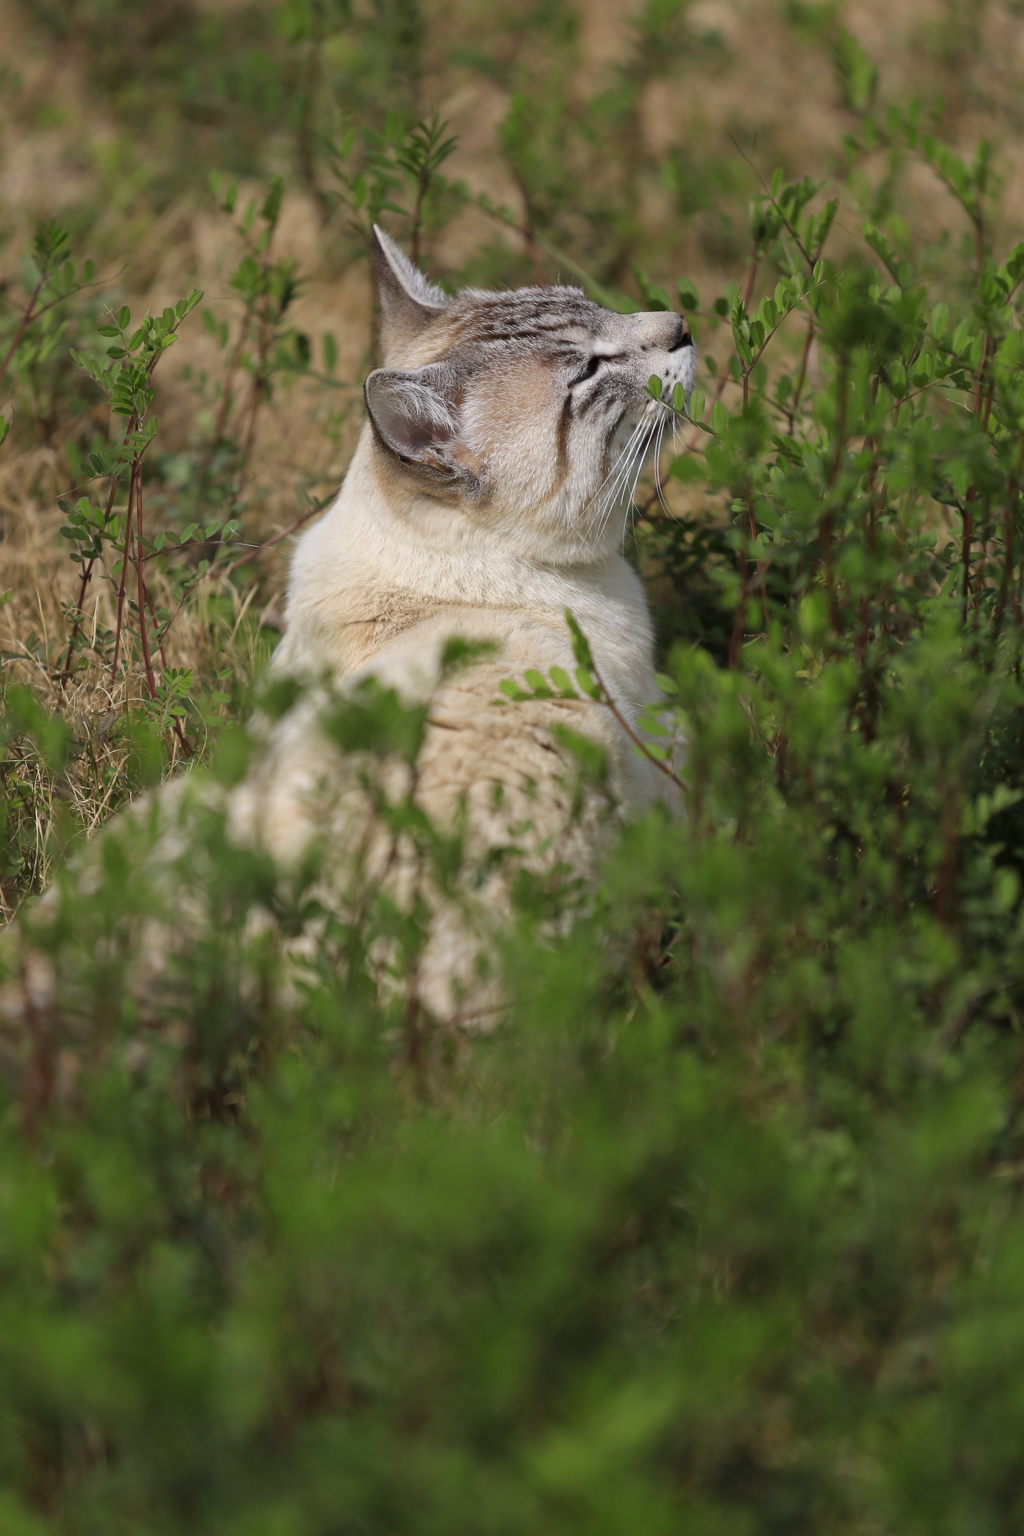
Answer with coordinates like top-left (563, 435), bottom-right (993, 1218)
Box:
top-left (227, 228), bottom-right (697, 1021)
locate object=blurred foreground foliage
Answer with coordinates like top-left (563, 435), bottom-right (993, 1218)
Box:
top-left (5, 15), bottom-right (1024, 1536)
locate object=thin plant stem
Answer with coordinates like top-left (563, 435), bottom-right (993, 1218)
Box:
top-left (587, 658), bottom-right (685, 794)
top-left (0, 275), bottom-right (45, 388)
top-left (991, 493), bottom-right (1017, 644)
top-left (59, 476), bottom-right (120, 689)
top-left (991, 433), bottom-right (1024, 646)
top-left (786, 313), bottom-right (816, 434)
top-left (729, 551), bottom-right (751, 670)
top-left (134, 464), bottom-right (157, 701)
top-left (962, 499), bottom-right (974, 627)
top-left (109, 452), bottom-right (138, 682)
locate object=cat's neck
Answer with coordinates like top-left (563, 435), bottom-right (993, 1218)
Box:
top-left (283, 426), bottom-right (643, 659)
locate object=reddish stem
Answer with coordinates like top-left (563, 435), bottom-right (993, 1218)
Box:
top-left (743, 242), bottom-right (761, 308)
top-left (786, 314), bottom-right (816, 435)
top-left (961, 502), bottom-right (973, 627)
top-left (729, 549), bottom-right (750, 670)
top-left (992, 495), bottom-right (1016, 644)
top-left (59, 560), bottom-right (95, 689)
top-left (587, 658), bottom-right (684, 793)
top-left (60, 476), bottom-right (121, 689)
top-left (0, 275), bottom-right (45, 388)
top-left (134, 464), bottom-right (157, 701)
top-left (974, 335), bottom-right (991, 417)
top-left (109, 467), bottom-right (136, 682)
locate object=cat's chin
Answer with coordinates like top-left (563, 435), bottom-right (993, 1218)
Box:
top-left (530, 511), bottom-right (627, 567)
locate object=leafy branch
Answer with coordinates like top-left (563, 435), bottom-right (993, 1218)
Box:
top-left (0, 220), bottom-right (96, 447)
top-left (497, 609), bottom-right (684, 792)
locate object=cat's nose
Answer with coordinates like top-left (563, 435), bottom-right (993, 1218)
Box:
top-left (634, 311), bottom-right (692, 351)
top-left (669, 315), bottom-right (693, 350)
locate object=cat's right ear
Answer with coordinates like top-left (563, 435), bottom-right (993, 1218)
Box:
top-left (365, 364), bottom-right (485, 497)
top-left (371, 225), bottom-right (449, 359)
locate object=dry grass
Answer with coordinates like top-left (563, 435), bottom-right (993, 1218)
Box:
top-left (4, 0), bottom-right (1024, 906)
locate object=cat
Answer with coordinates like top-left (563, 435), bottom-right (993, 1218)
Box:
top-left (226, 227), bottom-right (698, 1022)
top-left (2, 229), bottom-right (697, 1034)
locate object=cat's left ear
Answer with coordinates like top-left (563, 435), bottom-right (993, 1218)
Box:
top-left (372, 225), bottom-right (450, 360)
top-left (364, 364), bottom-right (485, 495)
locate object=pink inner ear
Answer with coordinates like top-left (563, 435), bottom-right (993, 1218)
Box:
top-left (375, 382), bottom-right (458, 458)
top-left (405, 416), bottom-right (456, 452)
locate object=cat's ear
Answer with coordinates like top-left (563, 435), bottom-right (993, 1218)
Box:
top-left (365, 365), bottom-right (485, 494)
top-left (371, 225), bottom-right (449, 359)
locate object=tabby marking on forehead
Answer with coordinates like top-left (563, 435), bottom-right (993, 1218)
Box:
top-left (437, 288), bottom-right (604, 349)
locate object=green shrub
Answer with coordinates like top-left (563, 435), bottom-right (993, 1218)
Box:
top-left (5, 19), bottom-right (1024, 1532)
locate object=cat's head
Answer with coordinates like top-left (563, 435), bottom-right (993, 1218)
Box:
top-left (363, 226), bottom-right (698, 564)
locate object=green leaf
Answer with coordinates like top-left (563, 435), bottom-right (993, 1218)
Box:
top-left (575, 667), bottom-right (603, 701)
top-left (670, 453), bottom-right (706, 482)
top-left (564, 609), bottom-right (596, 671)
top-left (862, 222), bottom-right (910, 287)
top-left (632, 265), bottom-right (672, 312)
top-left (548, 666), bottom-right (578, 699)
top-left (677, 277), bottom-right (700, 310)
top-left (523, 669), bottom-right (554, 698)
top-left (1001, 241), bottom-right (1024, 287)
top-left (440, 637), bottom-right (498, 677)
top-left (835, 28), bottom-right (878, 114)
top-left (261, 174), bottom-right (284, 228)
top-left (550, 722), bottom-right (608, 783)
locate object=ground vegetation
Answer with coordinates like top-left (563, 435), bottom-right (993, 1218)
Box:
top-left (4, 3), bottom-right (1024, 1530)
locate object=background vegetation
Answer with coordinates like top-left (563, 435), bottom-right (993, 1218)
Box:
top-left (4, 1), bottom-right (1024, 1529)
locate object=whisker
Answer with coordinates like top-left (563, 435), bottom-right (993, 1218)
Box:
top-left (580, 417), bottom-right (646, 522)
top-left (564, 417), bottom-right (648, 560)
top-left (653, 417), bottom-right (672, 516)
top-left (586, 417), bottom-right (650, 537)
top-left (597, 417), bottom-right (653, 545)
top-left (568, 396), bottom-right (673, 560)
top-left (622, 415), bottom-right (663, 550)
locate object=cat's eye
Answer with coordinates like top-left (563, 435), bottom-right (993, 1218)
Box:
top-left (569, 355), bottom-right (602, 387)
